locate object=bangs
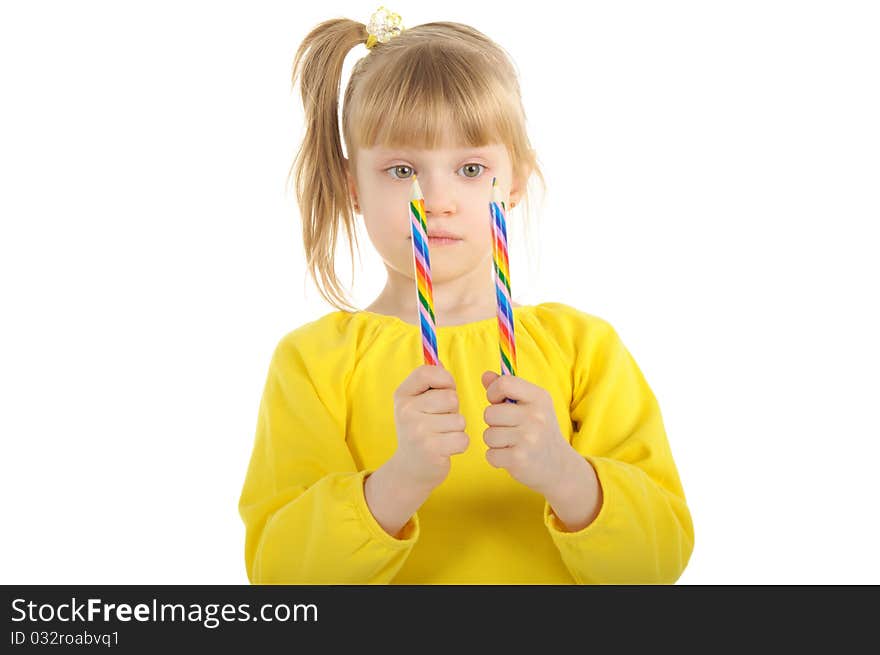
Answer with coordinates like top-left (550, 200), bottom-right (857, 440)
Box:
top-left (348, 45), bottom-right (516, 151)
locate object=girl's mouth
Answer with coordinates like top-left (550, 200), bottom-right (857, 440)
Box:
top-left (427, 237), bottom-right (462, 246)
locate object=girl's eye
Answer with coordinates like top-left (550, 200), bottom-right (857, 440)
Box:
top-left (388, 165), bottom-right (414, 180)
top-left (459, 163), bottom-right (485, 178)
top-left (386, 163), bottom-right (486, 180)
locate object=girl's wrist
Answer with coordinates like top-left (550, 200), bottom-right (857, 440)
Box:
top-left (363, 457), bottom-right (433, 539)
top-left (385, 454), bottom-right (437, 499)
top-left (544, 452), bottom-right (603, 532)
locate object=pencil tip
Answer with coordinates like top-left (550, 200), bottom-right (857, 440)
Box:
top-left (410, 174), bottom-right (423, 200)
top-left (491, 177), bottom-right (502, 204)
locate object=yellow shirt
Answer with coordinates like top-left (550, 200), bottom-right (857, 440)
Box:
top-left (237, 302), bottom-right (694, 584)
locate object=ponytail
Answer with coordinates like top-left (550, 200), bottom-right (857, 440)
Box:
top-left (288, 19), bottom-right (367, 312)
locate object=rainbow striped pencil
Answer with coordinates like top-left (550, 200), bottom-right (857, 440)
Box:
top-left (410, 175), bottom-right (439, 366)
top-left (490, 177), bottom-right (517, 404)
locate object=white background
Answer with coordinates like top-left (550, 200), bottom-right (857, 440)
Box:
top-left (1, 0), bottom-right (878, 584)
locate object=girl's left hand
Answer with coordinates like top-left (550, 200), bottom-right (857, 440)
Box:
top-left (480, 370), bottom-right (577, 497)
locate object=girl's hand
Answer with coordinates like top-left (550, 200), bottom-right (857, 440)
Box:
top-left (480, 371), bottom-right (578, 497)
top-left (391, 365), bottom-right (470, 493)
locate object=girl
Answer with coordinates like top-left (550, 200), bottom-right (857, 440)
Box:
top-left (238, 7), bottom-right (694, 584)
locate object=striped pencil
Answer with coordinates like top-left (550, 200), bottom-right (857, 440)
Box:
top-left (490, 177), bottom-right (517, 404)
top-left (410, 175), bottom-right (439, 366)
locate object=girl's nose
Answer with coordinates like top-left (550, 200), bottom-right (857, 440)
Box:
top-left (419, 179), bottom-right (456, 216)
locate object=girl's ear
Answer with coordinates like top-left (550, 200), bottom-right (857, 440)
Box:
top-left (344, 159), bottom-right (361, 213)
top-left (509, 167), bottom-right (530, 209)
top-left (507, 154), bottom-right (535, 209)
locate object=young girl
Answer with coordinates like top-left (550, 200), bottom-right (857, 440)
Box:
top-left (238, 7), bottom-right (694, 584)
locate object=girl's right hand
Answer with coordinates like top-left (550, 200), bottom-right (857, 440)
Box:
top-left (391, 364), bottom-right (469, 492)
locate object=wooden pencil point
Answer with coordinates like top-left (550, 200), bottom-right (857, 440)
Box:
top-left (411, 175), bottom-right (423, 200)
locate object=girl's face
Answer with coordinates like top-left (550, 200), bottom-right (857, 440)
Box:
top-left (346, 141), bottom-right (524, 286)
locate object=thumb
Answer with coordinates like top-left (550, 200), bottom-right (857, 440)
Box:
top-left (481, 370), bottom-right (499, 390)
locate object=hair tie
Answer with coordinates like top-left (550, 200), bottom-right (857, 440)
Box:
top-left (365, 6), bottom-right (404, 50)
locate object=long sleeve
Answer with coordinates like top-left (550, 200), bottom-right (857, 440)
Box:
top-left (543, 317), bottom-right (694, 583)
top-left (237, 330), bottom-right (420, 584)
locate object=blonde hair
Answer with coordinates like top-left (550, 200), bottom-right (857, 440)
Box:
top-left (288, 18), bottom-right (547, 312)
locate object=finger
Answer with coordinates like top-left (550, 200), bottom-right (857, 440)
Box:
top-left (484, 372), bottom-right (536, 404)
top-left (485, 445), bottom-right (516, 470)
top-left (418, 388), bottom-right (460, 414)
top-left (399, 364), bottom-right (456, 397)
top-left (483, 402), bottom-right (520, 427)
top-left (483, 426), bottom-right (518, 449)
top-left (429, 412), bottom-right (467, 433)
top-left (432, 432), bottom-right (470, 457)
top-left (481, 370), bottom-right (499, 389)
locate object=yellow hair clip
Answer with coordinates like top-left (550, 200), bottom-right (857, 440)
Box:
top-left (365, 6), bottom-right (404, 50)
